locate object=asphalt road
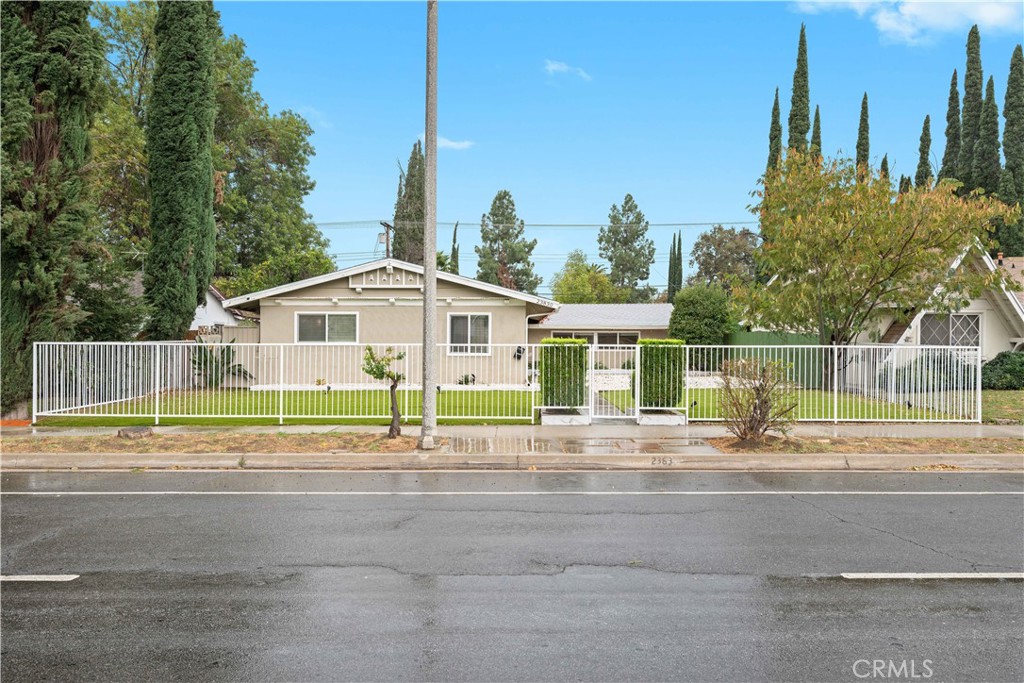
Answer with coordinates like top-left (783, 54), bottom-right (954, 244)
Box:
top-left (2, 471), bottom-right (1022, 682)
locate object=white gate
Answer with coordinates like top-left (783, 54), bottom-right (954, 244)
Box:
top-left (590, 345), bottom-right (637, 422)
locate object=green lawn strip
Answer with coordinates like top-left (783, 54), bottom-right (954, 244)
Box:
top-left (981, 390), bottom-right (1024, 424)
top-left (35, 388), bottom-right (536, 426)
top-left (602, 387), bottom-right (945, 420)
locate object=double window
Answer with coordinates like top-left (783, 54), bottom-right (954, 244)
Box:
top-left (920, 313), bottom-right (980, 347)
top-left (449, 313), bottom-right (490, 354)
top-left (552, 331), bottom-right (640, 346)
top-left (296, 313), bottom-right (358, 343)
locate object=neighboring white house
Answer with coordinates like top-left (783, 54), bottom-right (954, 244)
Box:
top-left (189, 285), bottom-right (258, 337)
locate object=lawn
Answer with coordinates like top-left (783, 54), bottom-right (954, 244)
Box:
top-left (602, 387), bottom-right (964, 421)
top-left (37, 388), bottom-right (537, 426)
top-left (981, 391), bottom-right (1024, 424)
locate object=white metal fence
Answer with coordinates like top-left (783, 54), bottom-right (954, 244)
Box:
top-left (32, 342), bottom-right (982, 424)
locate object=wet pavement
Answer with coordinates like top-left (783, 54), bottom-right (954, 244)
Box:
top-left (2, 471), bottom-right (1022, 682)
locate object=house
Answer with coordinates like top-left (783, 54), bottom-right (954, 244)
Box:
top-left (527, 303), bottom-right (672, 345)
top-left (858, 249), bottom-right (1024, 360)
top-left (188, 285), bottom-right (259, 340)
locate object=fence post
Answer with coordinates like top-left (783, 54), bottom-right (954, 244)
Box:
top-left (832, 345), bottom-right (839, 424)
top-left (634, 343), bottom-right (641, 422)
top-left (684, 345), bottom-right (689, 424)
top-left (975, 346), bottom-right (982, 423)
top-left (154, 344), bottom-right (161, 426)
top-left (31, 343), bottom-right (38, 425)
top-left (278, 345), bottom-right (284, 425)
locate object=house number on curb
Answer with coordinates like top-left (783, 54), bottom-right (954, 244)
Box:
top-left (651, 457), bottom-right (674, 466)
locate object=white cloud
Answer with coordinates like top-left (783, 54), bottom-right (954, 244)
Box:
top-left (543, 59), bottom-right (592, 81)
top-left (793, 1), bottom-right (1023, 45)
top-left (438, 137), bottom-right (475, 150)
top-left (418, 133), bottom-right (475, 150)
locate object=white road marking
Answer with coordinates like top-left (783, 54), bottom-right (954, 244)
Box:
top-left (0, 491), bottom-right (1020, 496)
top-left (0, 574), bottom-right (79, 582)
top-left (842, 572), bottom-right (1024, 580)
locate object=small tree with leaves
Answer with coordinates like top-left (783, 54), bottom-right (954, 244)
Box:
top-left (362, 346), bottom-right (406, 438)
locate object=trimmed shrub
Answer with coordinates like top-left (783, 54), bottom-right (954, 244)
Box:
top-left (668, 283), bottom-right (733, 346)
top-left (982, 352), bottom-right (1024, 390)
top-left (636, 338), bottom-right (685, 408)
top-left (539, 338), bottom-right (588, 407)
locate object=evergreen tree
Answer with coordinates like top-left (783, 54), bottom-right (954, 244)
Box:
top-left (916, 115), bottom-right (932, 188)
top-left (958, 25), bottom-right (983, 191)
top-left (939, 70), bottom-right (961, 181)
top-left (898, 175), bottom-right (912, 194)
top-left (787, 24), bottom-right (810, 152)
top-left (475, 190), bottom-right (541, 293)
top-left (767, 87), bottom-right (782, 171)
top-left (810, 105), bottom-right (822, 155)
top-left (1003, 45), bottom-right (1024, 205)
top-left (856, 93), bottom-right (870, 172)
top-left (674, 232), bottom-right (684, 294)
top-left (144, 1), bottom-right (217, 339)
top-left (392, 140), bottom-right (425, 264)
top-left (598, 194), bottom-right (657, 302)
top-left (449, 222), bottom-right (460, 275)
top-left (973, 76), bottom-right (1002, 195)
top-left (994, 170), bottom-right (1024, 256)
top-left (1, 1), bottom-right (105, 410)
top-left (667, 232), bottom-right (684, 300)
top-left (879, 154), bottom-right (889, 182)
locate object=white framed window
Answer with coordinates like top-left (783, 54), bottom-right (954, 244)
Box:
top-left (449, 313), bottom-right (490, 354)
top-left (295, 312), bottom-right (358, 344)
top-left (920, 313), bottom-right (980, 347)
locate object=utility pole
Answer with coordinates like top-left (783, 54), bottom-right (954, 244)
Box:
top-left (379, 221), bottom-right (393, 259)
top-left (419, 0), bottom-right (438, 450)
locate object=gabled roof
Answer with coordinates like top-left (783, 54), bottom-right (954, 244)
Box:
top-left (221, 258), bottom-right (559, 311)
top-left (536, 303), bottom-right (673, 330)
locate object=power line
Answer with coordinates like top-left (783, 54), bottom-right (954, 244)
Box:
top-left (315, 220), bottom-right (757, 230)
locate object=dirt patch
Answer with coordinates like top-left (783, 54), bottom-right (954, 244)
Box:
top-left (0, 420), bottom-right (31, 428)
top-left (707, 436), bottom-right (1024, 455)
top-left (0, 432), bottom-right (431, 455)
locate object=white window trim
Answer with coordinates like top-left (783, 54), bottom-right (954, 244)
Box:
top-left (293, 311), bottom-right (360, 345)
top-left (918, 311), bottom-right (982, 348)
top-left (447, 312), bottom-right (491, 356)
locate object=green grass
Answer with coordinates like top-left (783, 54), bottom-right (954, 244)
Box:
top-left (981, 390), bottom-right (1024, 424)
top-left (602, 387), bottom-right (956, 421)
top-left (37, 388), bottom-right (537, 426)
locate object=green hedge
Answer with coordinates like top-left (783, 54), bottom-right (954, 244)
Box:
top-left (539, 338), bottom-right (588, 407)
top-left (636, 338), bottom-right (685, 408)
top-left (982, 352), bottom-right (1024, 390)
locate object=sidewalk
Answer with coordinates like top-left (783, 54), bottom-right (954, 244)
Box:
top-left (5, 422), bottom-right (1023, 439)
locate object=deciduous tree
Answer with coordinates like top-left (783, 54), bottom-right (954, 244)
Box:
top-left (736, 151), bottom-right (1017, 346)
top-left (688, 225), bottom-right (758, 287)
top-left (550, 250), bottom-right (626, 304)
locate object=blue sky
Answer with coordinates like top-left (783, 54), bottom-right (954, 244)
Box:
top-left (215, 1), bottom-right (1023, 295)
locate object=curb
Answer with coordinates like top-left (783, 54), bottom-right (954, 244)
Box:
top-left (1, 452), bottom-right (1022, 472)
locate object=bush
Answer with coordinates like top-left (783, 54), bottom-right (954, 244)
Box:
top-left (668, 283), bottom-right (733, 346)
top-left (719, 358), bottom-right (798, 441)
top-left (982, 352), bottom-right (1024, 390)
top-left (635, 339), bottom-right (685, 408)
top-left (539, 338), bottom-right (587, 407)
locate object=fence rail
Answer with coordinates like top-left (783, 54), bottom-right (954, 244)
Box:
top-left (32, 342), bottom-right (982, 424)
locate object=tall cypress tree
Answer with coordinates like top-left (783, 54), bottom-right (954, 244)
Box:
top-left (810, 105), bottom-right (822, 155)
top-left (958, 25), bottom-right (983, 191)
top-left (898, 175), bottom-right (912, 194)
top-left (667, 233), bottom-right (677, 300)
top-left (939, 70), bottom-right (961, 182)
top-left (856, 93), bottom-right (870, 172)
top-left (392, 140), bottom-right (425, 264)
top-left (916, 115), bottom-right (932, 188)
top-left (1, 1), bottom-right (105, 409)
top-left (767, 87), bottom-right (782, 171)
top-left (1004, 45), bottom-right (1024, 205)
top-left (674, 232), bottom-right (683, 293)
top-left (994, 170), bottom-right (1024, 256)
top-left (973, 76), bottom-right (1002, 195)
top-left (879, 154), bottom-right (889, 182)
top-left (144, 1), bottom-right (217, 339)
top-left (787, 24), bottom-right (810, 152)
top-left (449, 222), bottom-right (460, 275)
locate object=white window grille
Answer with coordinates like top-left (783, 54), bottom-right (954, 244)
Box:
top-left (920, 314), bottom-right (980, 346)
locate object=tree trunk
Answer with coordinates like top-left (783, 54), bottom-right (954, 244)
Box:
top-left (388, 380), bottom-right (401, 438)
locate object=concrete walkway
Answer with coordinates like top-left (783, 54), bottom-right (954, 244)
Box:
top-left (5, 422), bottom-right (1022, 439)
